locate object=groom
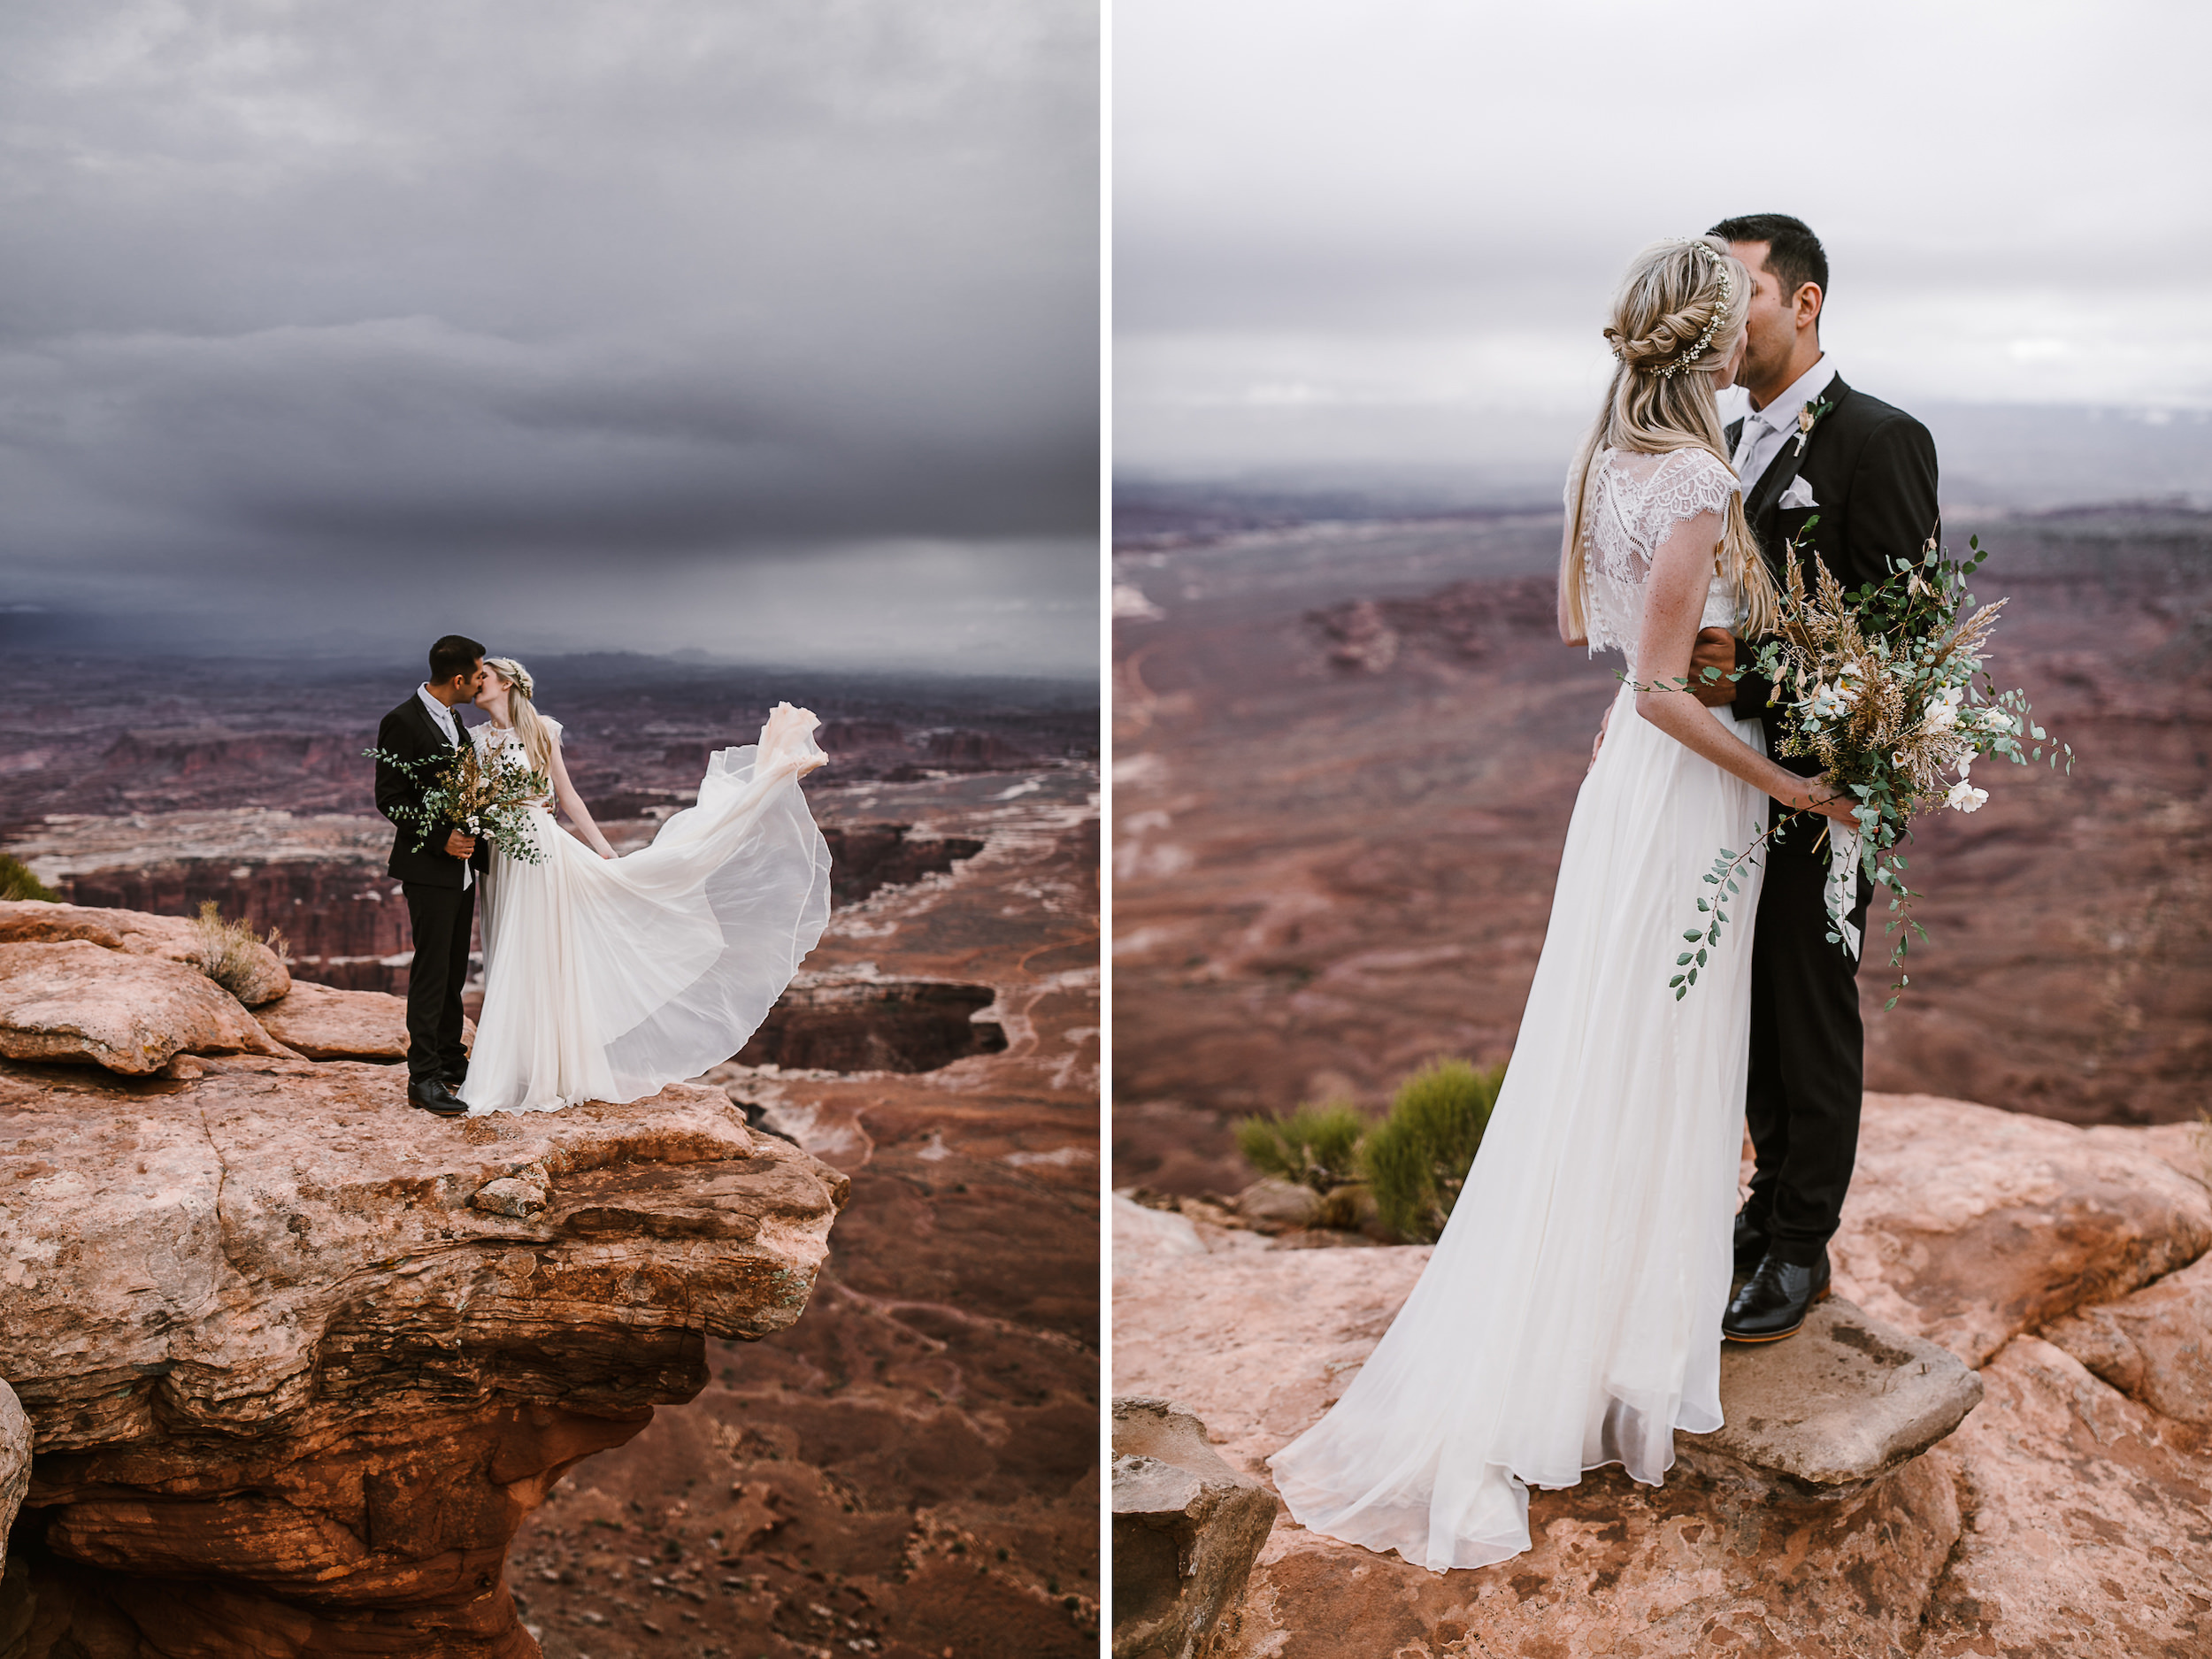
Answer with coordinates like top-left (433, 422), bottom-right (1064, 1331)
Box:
top-left (373, 634), bottom-right (491, 1118)
top-left (1687, 215), bottom-right (1940, 1340)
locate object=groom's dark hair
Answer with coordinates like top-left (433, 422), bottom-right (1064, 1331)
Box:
top-left (1708, 213), bottom-right (1828, 308)
top-left (427, 634), bottom-right (487, 682)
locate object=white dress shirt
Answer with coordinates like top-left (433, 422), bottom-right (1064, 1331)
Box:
top-left (415, 683), bottom-right (472, 888)
top-left (1732, 356), bottom-right (1838, 495)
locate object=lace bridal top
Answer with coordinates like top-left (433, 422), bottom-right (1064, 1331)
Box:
top-left (1574, 446), bottom-right (1745, 679)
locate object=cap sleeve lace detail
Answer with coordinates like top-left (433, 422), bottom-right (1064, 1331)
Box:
top-left (1570, 448), bottom-right (1742, 675)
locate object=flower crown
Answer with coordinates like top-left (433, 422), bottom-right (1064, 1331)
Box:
top-left (1608, 239), bottom-right (1735, 380)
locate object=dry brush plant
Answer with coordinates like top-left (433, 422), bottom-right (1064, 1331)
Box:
top-left (192, 900), bottom-right (289, 1000)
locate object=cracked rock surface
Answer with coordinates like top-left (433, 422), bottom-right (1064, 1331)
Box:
top-left (1114, 1093), bottom-right (2212, 1657)
top-left (0, 1052), bottom-right (846, 1655)
top-left (0, 941), bottom-right (291, 1075)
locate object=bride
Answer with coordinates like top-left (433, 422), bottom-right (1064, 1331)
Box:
top-left (457, 657), bottom-right (832, 1116)
top-left (1266, 237), bottom-right (1858, 1571)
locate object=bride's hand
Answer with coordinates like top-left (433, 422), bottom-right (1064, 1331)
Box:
top-left (1793, 777), bottom-right (1863, 826)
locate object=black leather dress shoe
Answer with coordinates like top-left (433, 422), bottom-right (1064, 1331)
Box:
top-left (1732, 1210), bottom-right (1770, 1275)
top-left (442, 1066), bottom-right (468, 1091)
top-left (1722, 1248), bottom-right (1831, 1342)
top-left (408, 1077), bottom-right (468, 1118)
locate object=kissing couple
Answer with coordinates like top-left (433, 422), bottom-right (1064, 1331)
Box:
top-left (1269, 215), bottom-right (1942, 1571)
top-left (373, 634), bottom-right (833, 1118)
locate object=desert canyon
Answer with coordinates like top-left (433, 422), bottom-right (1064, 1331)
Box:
top-left (0, 653), bottom-right (1099, 1658)
top-left (1110, 499), bottom-right (2212, 1655)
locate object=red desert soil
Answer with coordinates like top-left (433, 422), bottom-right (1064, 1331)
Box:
top-left (1112, 506), bottom-right (2212, 1194)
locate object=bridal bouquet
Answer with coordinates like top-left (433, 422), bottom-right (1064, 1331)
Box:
top-left (365, 738), bottom-right (552, 866)
top-left (1678, 526), bottom-right (2070, 1007)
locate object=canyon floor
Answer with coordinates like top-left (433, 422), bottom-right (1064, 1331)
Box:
top-left (0, 656), bottom-right (1100, 1657)
top-left (1112, 504), bottom-right (2212, 1194)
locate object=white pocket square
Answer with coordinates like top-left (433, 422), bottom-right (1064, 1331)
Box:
top-left (1778, 477), bottom-right (1818, 511)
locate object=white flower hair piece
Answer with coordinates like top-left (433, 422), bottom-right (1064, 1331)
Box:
top-left (1610, 239), bottom-right (1738, 380)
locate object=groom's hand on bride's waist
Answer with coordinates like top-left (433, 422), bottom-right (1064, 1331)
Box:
top-left (444, 829), bottom-right (478, 859)
top-left (1689, 628), bottom-right (1740, 708)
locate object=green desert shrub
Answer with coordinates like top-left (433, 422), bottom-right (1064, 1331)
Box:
top-left (1233, 1101), bottom-right (1368, 1193)
top-left (1361, 1057), bottom-right (1504, 1243)
top-left (0, 854), bottom-right (59, 902)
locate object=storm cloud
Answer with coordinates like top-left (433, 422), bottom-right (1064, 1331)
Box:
top-left (1116, 0), bottom-right (2212, 500)
top-left (0, 0), bottom-right (1097, 672)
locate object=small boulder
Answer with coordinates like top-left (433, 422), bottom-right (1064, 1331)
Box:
top-left (257, 981), bottom-right (407, 1061)
top-left (0, 1377), bottom-right (27, 1573)
top-left (1234, 1178), bottom-right (1321, 1234)
top-left (0, 899), bottom-right (290, 1007)
top-left (2041, 1249), bottom-right (2212, 1424)
top-left (472, 1164), bottom-right (551, 1218)
top-left (1677, 1295), bottom-right (1984, 1502)
top-left (1112, 1396), bottom-right (1278, 1659)
top-left (0, 940), bottom-right (291, 1075)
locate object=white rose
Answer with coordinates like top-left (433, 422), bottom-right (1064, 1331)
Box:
top-left (1945, 779), bottom-right (1988, 813)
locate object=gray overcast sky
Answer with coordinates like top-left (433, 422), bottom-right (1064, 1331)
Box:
top-left (0, 0), bottom-right (1097, 673)
top-left (1117, 0), bottom-right (2212, 493)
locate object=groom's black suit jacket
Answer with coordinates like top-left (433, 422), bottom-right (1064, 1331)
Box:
top-left (374, 694), bottom-right (492, 887)
top-left (1726, 374), bottom-right (1941, 776)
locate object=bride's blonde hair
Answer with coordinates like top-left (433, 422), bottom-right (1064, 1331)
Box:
top-left (1559, 236), bottom-right (1778, 642)
top-left (483, 657), bottom-right (556, 777)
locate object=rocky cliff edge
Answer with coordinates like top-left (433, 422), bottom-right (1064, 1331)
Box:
top-left (0, 902), bottom-right (848, 1658)
top-left (1116, 1093), bottom-right (2212, 1658)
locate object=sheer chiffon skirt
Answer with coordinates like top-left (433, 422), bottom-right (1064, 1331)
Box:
top-left (460, 708), bottom-right (831, 1115)
top-left (1267, 682), bottom-right (1769, 1571)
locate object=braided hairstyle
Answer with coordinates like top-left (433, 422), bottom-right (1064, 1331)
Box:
top-left (1560, 236), bottom-right (1778, 644)
top-left (482, 656), bottom-right (557, 778)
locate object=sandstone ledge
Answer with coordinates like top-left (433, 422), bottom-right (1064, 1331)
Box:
top-left (1678, 1295), bottom-right (1982, 1502)
top-left (1114, 1094), bottom-right (2212, 1656)
top-left (0, 1052), bottom-right (849, 1654)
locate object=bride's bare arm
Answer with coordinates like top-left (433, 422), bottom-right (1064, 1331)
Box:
top-left (547, 737), bottom-right (618, 858)
top-left (1632, 509), bottom-right (1857, 825)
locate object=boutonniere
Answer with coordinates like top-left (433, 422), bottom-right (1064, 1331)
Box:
top-left (1791, 395), bottom-right (1835, 457)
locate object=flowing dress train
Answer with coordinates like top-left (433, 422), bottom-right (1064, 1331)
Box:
top-left (458, 703), bottom-right (830, 1116)
top-left (1267, 448), bottom-right (1769, 1571)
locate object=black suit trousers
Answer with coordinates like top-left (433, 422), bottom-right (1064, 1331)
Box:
top-left (1743, 816), bottom-right (1872, 1264)
top-left (402, 880), bottom-right (476, 1086)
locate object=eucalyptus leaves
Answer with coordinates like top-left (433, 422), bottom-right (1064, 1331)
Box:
top-left (365, 738), bottom-right (552, 866)
top-left (1662, 526), bottom-right (2072, 1007)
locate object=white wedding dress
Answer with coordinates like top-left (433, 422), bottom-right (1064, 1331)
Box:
top-left (457, 703), bottom-right (831, 1116)
top-left (1268, 447), bottom-right (1771, 1571)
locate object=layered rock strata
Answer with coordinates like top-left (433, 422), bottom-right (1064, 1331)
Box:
top-left (0, 917), bottom-right (848, 1655)
top-left (1114, 1093), bottom-right (2212, 1657)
